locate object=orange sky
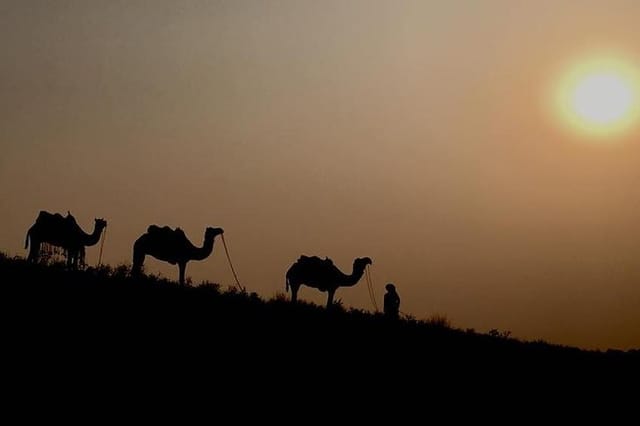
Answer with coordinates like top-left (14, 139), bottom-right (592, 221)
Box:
top-left (1, 1), bottom-right (639, 350)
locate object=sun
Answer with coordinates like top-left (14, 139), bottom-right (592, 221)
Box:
top-left (572, 73), bottom-right (633, 124)
top-left (553, 54), bottom-right (640, 138)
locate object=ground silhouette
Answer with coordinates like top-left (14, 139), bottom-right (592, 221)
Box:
top-left (132, 225), bottom-right (224, 285)
top-left (285, 255), bottom-right (372, 308)
top-left (1, 252), bottom-right (637, 402)
top-left (25, 210), bottom-right (107, 269)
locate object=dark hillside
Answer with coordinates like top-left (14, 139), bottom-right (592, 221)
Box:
top-left (2, 253), bottom-right (636, 394)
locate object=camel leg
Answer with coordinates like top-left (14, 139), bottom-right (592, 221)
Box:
top-left (326, 289), bottom-right (336, 308)
top-left (178, 262), bottom-right (186, 286)
top-left (73, 248), bottom-right (81, 270)
top-left (79, 247), bottom-right (86, 269)
top-left (27, 240), bottom-right (40, 263)
top-left (68, 249), bottom-right (78, 270)
top-left (132, 247), bottom-right (145, 277)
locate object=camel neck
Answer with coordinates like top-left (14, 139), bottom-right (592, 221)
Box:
top-left (83, 225), bottom-right (104, 247)
top-left (191, 234), bottom-right (215, 261)
top-left (343, 262), bottom-right (367, 287)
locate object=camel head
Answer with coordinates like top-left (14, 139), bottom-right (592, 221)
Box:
top-left (355, 257), bottom-right (373, 268)
top-left (95, 218), bottom-right (108, 231)
top-left (205, 227), bottom-right (224, 239)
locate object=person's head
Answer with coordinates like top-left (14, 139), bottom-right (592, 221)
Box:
top-left (385, 283), bottom-right (396, 292)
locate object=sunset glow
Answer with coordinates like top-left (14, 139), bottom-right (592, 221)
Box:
top-left (554, 56), bottom-right (640, 138)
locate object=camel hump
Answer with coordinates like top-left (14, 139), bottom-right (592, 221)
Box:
top-left (65, 212), bottom-right (78, 226)
top-left (298, 255), bottom-right (321, 263)
top-left (147, 225), bottom-right (185, 240)
top-left (147, 224), bottom-right (171, 234)
top-left (297, 255), bottom-right (334, 267)
top-left (37, 210), bottom-right (59, 221)
top-left (36, 210), bottom-right (74, 228)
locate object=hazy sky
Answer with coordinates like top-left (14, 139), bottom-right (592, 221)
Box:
top-left (2, 0), bottom-right (640, 350)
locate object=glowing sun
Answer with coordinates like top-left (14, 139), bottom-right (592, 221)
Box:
top-left (553, 55), bottom-right (640, 138)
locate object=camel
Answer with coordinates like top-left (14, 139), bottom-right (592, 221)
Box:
top-left (285, 255), bottom-right (373, 308)
top-left (25, 210), bottom-right (107, 269)
top-left (131, 225), bottom-right (224, 285)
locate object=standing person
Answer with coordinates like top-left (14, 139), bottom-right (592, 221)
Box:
top-left (383, 283), bottom-right (400, 319)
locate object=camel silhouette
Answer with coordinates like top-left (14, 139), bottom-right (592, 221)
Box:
top-left (25, 210), bottom-right (107, 269)
top-left (285, 255), bottom-right (373, 308)
top-left (132, 225), bottom-right (224, 285)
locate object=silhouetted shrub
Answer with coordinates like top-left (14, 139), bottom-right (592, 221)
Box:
top-left (488, 328), bottom-right (512, 339)
top-left (425, 313), bottom-right (452, 329)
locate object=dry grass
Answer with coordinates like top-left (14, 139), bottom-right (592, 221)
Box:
top-left (425, 313), bottom-right (452, 329)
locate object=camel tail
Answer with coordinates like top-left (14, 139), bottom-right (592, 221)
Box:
top-left (285, 268), bottom-right (292, 293)
top-left (25, 229), bottom-right (30, 249)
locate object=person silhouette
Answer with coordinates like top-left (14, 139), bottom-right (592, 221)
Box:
top-left (383, 283), bottom-right (400, 319)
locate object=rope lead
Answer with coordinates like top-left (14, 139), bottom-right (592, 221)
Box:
top-left (98, 226), bottom-right (107, 266)
top-left (221, 233), bottom-right (244, 292)
top-left (365, 266), bottom-right (379, 313)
